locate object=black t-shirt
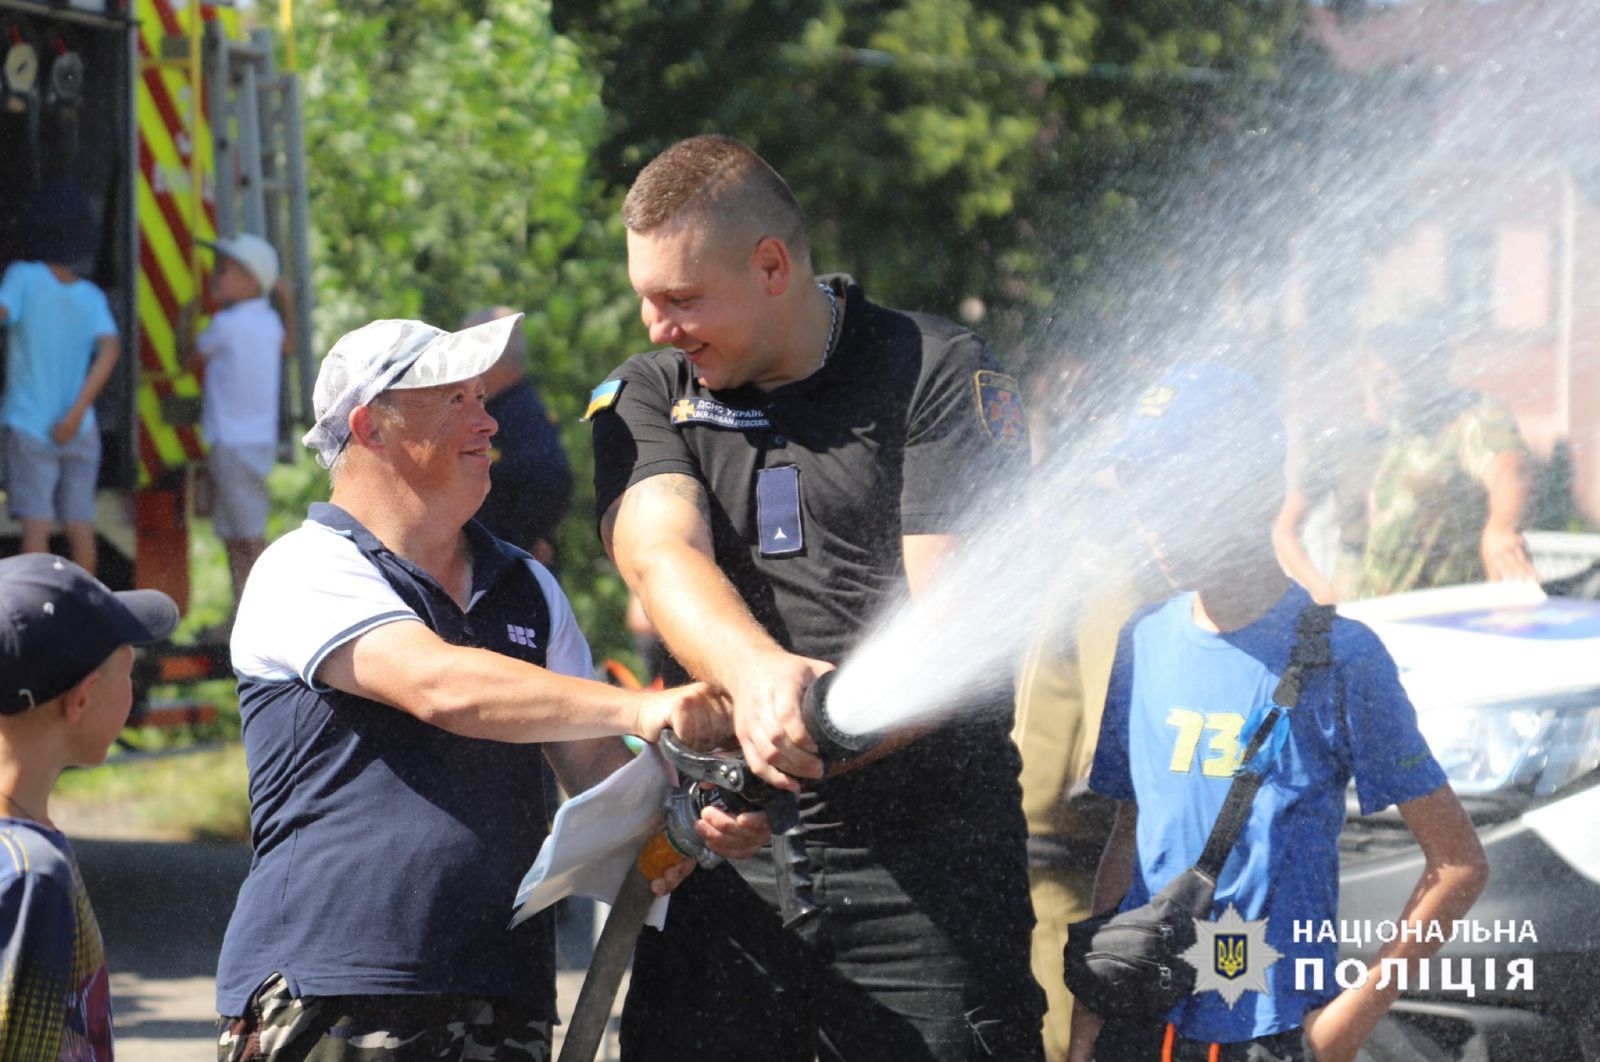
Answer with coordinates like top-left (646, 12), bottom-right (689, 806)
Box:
top-left (592, 275), bottom-right (1030, 832)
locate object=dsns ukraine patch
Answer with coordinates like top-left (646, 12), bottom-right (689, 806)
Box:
top-left (974, 370), bottom-right (1027, 452)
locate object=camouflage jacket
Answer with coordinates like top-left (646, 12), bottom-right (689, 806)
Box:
top-left (1356, 392), bottom-right (1525, 598)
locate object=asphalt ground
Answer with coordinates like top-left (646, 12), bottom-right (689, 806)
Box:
top-left (70, 837), bottom-right (621, 1061)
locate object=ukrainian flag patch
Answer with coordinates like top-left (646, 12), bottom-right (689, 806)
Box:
top-left (583, 379), bottom-right (624, 421)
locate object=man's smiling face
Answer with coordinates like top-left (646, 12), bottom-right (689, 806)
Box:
top-left (381, 375), bottom-right (499, 505)
top-left (627, 220), bottom-right (782, 392)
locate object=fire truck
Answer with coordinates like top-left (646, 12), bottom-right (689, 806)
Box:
top-left (1, 0), bottom-right (313, 719)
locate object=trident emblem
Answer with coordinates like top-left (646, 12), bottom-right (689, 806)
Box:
top-left (1215, 934), bottom-right (1249, 980)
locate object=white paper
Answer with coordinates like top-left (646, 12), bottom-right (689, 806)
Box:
top-left (510, 745), bottom-right (672, 930)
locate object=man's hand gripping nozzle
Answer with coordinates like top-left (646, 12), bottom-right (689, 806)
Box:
top-left (657, 669), bottom-right (880, 929)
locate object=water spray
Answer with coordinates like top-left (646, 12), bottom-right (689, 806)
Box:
top-left (800, 669), bottom-right (881, 767)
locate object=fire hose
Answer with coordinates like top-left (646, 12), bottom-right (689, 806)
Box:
top-left (557, 670), bottom-right (878, 1062)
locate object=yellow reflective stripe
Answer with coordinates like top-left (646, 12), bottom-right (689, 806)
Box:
top-left (129, 0), bottom-right (243, 482)
top-left (135, 183), bottom-right (197, 307)
top-left (137, 385), bottom-right (189, 465)
top-left (134, 268), bottom-right (178, 379)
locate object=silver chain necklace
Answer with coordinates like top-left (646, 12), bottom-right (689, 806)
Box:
top-left (0, 792), bottom-right (43, 824)
top-left (818, 282), bottom-right (840, 369)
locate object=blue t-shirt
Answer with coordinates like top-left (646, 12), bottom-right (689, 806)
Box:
top-left (0, 262), bottom-right (117, 443)
top-left (1090, 583), bottom-right (1447, 1043)
top-left (215, 503), bottom-right (595, 1016)
top-left (0, 819), bottom-right (114, 1061)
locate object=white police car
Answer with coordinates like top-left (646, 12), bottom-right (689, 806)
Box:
top-left (1338, 580), bottom-right (1600, 1061)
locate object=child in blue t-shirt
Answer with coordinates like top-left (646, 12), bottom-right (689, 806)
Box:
top-left (1068, 365), bottom-right (1488, 1062)
top-left (0, 182), bottom-right (121, 575)
top-left (0, 554), bottom-right (179, 1061)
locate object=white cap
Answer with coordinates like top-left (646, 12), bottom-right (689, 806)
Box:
top-left (202, 233), bottom-right (280, 293)
top-left (301, 314), bottom-right (523, 468)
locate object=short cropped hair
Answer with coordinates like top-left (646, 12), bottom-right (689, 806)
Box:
top-left (623, 135), bottom-right (810, 266)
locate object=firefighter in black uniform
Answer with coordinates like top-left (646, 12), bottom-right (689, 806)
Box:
top-left (589, 135), bottom-right (1046, 1061)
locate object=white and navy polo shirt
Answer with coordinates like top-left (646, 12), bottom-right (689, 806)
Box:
top-left (215, 502), bottom-right (591, 1018)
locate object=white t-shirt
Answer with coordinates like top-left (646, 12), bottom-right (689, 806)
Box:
top-left (232, 517), bottom-right (594, 688)
top-left (196, 297), bottom-right (285, 448)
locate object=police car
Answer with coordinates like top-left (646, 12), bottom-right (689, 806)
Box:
top-left (1338, 580), bottom-right (1600, 1061)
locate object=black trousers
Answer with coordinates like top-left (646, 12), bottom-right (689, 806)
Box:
top-left (618, 828), bottom-right (1046, 1062)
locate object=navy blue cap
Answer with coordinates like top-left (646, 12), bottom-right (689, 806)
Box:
top-left (0, 555), bottom-right (180, 715)
top-left (22, 180), bottom-right (100, 265)
top-left (1106, 363), bottom-right (1285, 470)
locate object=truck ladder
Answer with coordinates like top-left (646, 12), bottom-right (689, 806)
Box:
top-left (202, 21), bottom-right (314, 440)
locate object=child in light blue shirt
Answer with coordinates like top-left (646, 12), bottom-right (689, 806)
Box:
top-left (0, 182), bottom-right (120, 573)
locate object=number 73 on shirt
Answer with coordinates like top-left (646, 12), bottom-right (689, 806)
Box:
top-left (1166, 708), bottom-right (1248, 777)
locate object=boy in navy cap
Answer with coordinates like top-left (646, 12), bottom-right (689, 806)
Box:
top-left (1068, 365), bottom-right (1488, 1062)
top-left (0, 554), bottom-right (179, 1060)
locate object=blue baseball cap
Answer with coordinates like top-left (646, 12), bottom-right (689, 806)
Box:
top-left (23, 180), bottom-right (100, 265)
top-left (1105, 363), bottom-right (1285, 471)
top-left (0, 555), bottom-right (179, 715)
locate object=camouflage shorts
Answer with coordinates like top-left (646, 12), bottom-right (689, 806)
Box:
top-left (217, 974), bottom-right (554, 1062)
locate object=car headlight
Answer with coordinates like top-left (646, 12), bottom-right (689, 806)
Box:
top-left (1416, 692), bottom-right (1600, 798)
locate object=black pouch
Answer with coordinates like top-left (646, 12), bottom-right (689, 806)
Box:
top-left (1063, 865), bottom-right (1215, 1020)
top-left (1062, 604), bottom-right (1334, 1023)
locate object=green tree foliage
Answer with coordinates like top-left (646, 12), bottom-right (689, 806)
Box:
top-left (555, 0), bottom-right (1306, 356)
top-left (273, 0), bottom-right (644, 658)
top-left (297, 0), bottom-right (606, 337)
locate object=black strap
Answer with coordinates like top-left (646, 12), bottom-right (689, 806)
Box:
top-left (1268, 604), bottom-right (1335, 709)
top-left (1195, 604), bottom-right (1334, 879)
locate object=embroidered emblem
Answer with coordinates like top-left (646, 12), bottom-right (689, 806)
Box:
top-left (670, 397), bottom-right (772, 431)
top-left (974, 370), bottom-right (1027, 452)
top-left (506, 623), bottom-right (538, 649)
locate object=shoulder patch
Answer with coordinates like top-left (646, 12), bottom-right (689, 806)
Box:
top-left (974, 370), bottom-right (1027, 452)
top-left (583, 379), bottom-right (624, 421)
top-left (670, 397), bottom-right (772, 431)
